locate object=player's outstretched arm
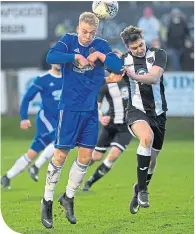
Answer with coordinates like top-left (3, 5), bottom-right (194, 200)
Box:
top-left (87, 40), bottom-right (123, 73)
top-left (20, 78), bottom-right (41, 124)
top-left (46, 34), bottom-right (89, 66)
top-left (124, 66), bottom-right (164, 84)
top-left (124, 49), bottom-right (167, 84)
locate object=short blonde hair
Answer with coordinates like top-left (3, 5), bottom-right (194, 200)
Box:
top-left (79, 12), bottom-right (99, 27)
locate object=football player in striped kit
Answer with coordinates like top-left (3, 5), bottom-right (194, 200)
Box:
top-left (107, 26), bottom-right (167, 214)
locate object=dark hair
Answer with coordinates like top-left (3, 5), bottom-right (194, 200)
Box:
top-left (120, 25), bottom-right (143, 46)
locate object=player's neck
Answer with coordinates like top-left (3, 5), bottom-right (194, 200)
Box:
top-left (49, 69), bottom-right (61, 78)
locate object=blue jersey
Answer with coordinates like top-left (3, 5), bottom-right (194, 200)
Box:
top-left (47, 33), bottom-right (122, 111)
top-left (20, 71), bottom-right (62, 120)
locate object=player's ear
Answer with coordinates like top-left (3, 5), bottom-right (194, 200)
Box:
top-left (125, 44), bottom-right (130, 51)
top-left (76, 26), bottom-right (79, 33)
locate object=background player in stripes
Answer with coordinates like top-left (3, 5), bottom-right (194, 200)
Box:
top-left (107, 25), bottom-right (167, 213)
top-left (82, 49), bottom-right (132, 191)
top-left (1, 64), bottom-right (62, 188)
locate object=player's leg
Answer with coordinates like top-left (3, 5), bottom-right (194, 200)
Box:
top-left (82, 125), bottom-right (113, 191)
top-left (1, 148), bottom-right (38, 189)
top-left (28, 113), bottom-right (57, 182)
top-left (42, 148), bottom-right (69, 228)
top-left (41, 110), bottom-right (82, 228)
top-left (147, 112), bottom-right (166, 186)
top-left (129, 119), bottom-right (153, 208)
top-left (58, 110), bottom-right (98, 224)
top-left (83, 128), bottom-right (132, 191)
top-left (83, 147), bottom-right (121, 191)
top-left (58, 147), bottom-right (93, 224)
top-left (129, 112), bottom-right (166, 213)
top-left (1, 121), bottom-right (47, 188)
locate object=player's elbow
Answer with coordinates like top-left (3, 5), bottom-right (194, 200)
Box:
top-left (46, 50), bottom-right (55, 64)
top-left (150, 78), bottom-right (158, 84)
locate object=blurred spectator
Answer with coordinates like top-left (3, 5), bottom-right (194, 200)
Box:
top-left (138, 7), bottom-right (160, 46)
top-left (167, 8), bottom-right (190, 71)
top-left (150, 38), bottom-right (161, 49)
top-left (180, 38), bottom-right (194, 71)
top-left (41, 41), bottom-right (56, 71)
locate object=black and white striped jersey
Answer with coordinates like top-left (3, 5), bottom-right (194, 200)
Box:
top-left (123, 47), bottom-right (168, 116)
top-left (98, 80), bottom-right (129, 124)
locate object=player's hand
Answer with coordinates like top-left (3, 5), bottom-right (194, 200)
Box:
top-left (75, 54), bottom-right (89, 68)
top-left (123, 66), bottom-right (136, 79)
top-left (99, 116), bottom-right (111, 126)
top-left (20, 120), bottom-right (31, 130)
top-left (87, 52), bottom-right (100, 67)
top-left (106, 73), bottom-right (124, 83)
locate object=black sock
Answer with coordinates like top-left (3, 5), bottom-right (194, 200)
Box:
top-left (88, 163), bottom-right (111, 185)
top-left (137, 154), bottom-right (151, 191)
top-left (146, 173), bottom-right (153, 186)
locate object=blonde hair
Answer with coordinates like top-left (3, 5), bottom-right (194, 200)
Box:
top-left (79, 12), bottom-right (99, 27)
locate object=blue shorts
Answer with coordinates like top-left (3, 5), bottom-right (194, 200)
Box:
top-left (30, 110), bottom-right (57, 153)
top-left (55, 110), bottom-right (98, 150)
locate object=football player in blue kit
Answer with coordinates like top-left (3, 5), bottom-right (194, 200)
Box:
top-left (41, 12), bottom-right (123, 228)
top-left (1, 64), bottom-right (62, 188)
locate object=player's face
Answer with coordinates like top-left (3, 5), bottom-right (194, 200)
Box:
top-left (53, 64), bottom-right (61, 72)
top-left (77, 22), bottom-right (97, 45)
top-left (127, 39), bottom-right (146, 57)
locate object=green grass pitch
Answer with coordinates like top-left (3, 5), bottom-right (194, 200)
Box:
top-left (1, 117), bottom-right (194, 234)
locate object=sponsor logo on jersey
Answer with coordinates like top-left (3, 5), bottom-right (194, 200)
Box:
top-left (89, 47), bottom-right (95, 54)
top-left (73, 61), bottom-right (94, 73)
top-left (74, 48), bottom-right (80, 53)
top-left (147, 57), bottom-right (154, 64)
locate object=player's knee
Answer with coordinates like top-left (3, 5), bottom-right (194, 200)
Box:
top-left (149, 158), bottom-right (156, 170)
top-left (78, 154), bottom-right (92, 165)
top-left (53, 149), bottom-right (68, 165)
top-left (92, 151), bottom-right (103, 161)
top-left (140, 131), bottom-right (154, 148)
top-left (107, 147), bottom-right (121, 161)
top-left (27, 149), bottom-right (37, 160)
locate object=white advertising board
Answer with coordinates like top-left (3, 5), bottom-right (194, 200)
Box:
top-left (1, 71), bottom-right (7, 114)
top-left (1, 3), bottom-right (47, 40)
top-left (164, 72), bottom-right (194, 116)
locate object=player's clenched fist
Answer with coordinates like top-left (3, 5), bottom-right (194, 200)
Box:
top-left (106, 73), bottom-right (124, 83)
top-left (20, 120), bottom-right (31, 130)
top-left (75, 54), bottom-right (89, 68)
top-left (99, 115), bottom-right (111, 126)
top-left (87, 51), bottom-right (101, 66)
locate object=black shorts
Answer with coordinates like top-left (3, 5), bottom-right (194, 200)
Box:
top-left (126, 108), bottom-right (166, 151)
top-left (95, 122), bottom-right (133, 153)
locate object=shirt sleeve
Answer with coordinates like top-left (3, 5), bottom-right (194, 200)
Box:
top-left (153, 49), bottom-right (167, 70)
top-left (46, 34), bottom-right (75, 64)
top-left (51, 34), bottom-right (69, 53)
top-left (99, 40), bottom-right (123, 73)
top-left (19, 77), bottom-right (42, 120)
top-left (97, 82), bottom-right (108, 103)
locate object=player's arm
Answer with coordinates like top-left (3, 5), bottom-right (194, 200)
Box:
top-left (124, 49), bottom-right (167, 84)
top-left (46, 34), bottom-right (88, 67)
top-left (20, 77), bottom-right (42, 129)
top-left (87, 41), bottom-right (123, 73)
